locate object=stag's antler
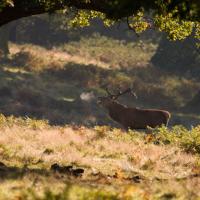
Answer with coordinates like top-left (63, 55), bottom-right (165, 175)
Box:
top-left (112, 88), bottom-right (134, 100)
top-left (104, 86), bottom-right (137, 100)
top-left (105, 87), bottom-right (113, 96)
top-left (129, 88), bottom-right (138, 99)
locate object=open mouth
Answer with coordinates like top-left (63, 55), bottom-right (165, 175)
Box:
top-left (97, 100), bottom-right (101, 104)
top-left (97, 97), bottom-right (102, 104)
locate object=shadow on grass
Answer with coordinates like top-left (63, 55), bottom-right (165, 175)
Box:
top-left (0, 161), bottom-right (85, 181)
top-left (0, 162), bottom-right (49, 181)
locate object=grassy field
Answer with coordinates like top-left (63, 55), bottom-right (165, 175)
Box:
top-left (0, 115), bottom-right (200, 199)
top-left (0, 35), bottom-right (200, 199)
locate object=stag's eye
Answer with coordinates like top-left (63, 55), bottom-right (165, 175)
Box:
top-left (97, 100), bottom-right (101, 104)
top-left (97, 98), bottom-right (103, 104)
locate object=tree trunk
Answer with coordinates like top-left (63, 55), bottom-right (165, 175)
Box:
top-left (151, 34), bottom-right (199, 75)
top-left (0, 24), bottom-right (10, 58)
top-left (183, 91), bottom-right (200, 113)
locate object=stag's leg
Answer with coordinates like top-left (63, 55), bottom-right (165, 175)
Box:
top-left (145, 129), bottom-right (153, 134)
top-left (165, 119), bottom-right (170, 127)
top-left (120, 121), bottom-right (130, 132)
top-left (122, 126), bottom-right (129, 132)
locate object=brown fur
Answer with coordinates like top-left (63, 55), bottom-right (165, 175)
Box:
top-left (98, 97), bottom-right (171, 130)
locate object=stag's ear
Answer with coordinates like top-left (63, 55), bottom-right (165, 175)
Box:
top-left (111, 96), bottom-right (116, 100)
top-left (132, 92), bottom-right (138, 99)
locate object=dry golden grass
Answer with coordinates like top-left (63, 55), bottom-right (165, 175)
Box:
top-left (0, 117), bottom-right (200, 199)
top-left (0, 125), bottom-right (197, 178)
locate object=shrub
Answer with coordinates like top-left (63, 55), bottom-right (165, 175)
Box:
top-left (153, 125), bottom-right (200, 154)
top-left (0, 114), bottom-right (49, 129)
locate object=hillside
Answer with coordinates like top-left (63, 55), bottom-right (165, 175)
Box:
top-left (0, 36), bottom-right (200, 127)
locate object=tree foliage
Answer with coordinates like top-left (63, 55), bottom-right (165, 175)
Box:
top-left (0, 0), bottom-right (199, 41)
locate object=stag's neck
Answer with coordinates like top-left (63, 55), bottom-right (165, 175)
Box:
top-left (109, 101), bottom-right (126, 112)
top-left (107, 101), bottom-right (126, 122)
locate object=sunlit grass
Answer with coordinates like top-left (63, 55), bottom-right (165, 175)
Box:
top-left (0, 115), bottom-right (199, 199)
top-left (60, 34), bottom-right (157, 69)
top-left (0, 114), bottom-right (49, 129)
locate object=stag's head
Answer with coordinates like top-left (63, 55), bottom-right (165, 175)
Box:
top-left (97, 96), bottom-right (115, 108)
top-left (97, 87), bottom-right (137, 108)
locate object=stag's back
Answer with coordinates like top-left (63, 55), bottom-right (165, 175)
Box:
top-left (123, 107), bottom-right (171, 129)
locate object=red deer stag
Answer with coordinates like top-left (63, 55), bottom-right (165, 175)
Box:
top-left (97, 88), bottom-right (171, 130)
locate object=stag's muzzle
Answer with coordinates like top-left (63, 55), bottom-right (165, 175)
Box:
top-left (97, 97), bottom-right (102, 104)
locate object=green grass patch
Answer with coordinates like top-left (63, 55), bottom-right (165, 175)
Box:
top-left (153, 125), bottom-right (200, 154)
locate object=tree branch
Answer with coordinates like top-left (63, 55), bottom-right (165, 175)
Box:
top-left (126, 17), bottom-right (139, 37)
top-left (0, 0), bottom-right (199, 27)
top-left (0, 0), bottom-right (114, 26)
